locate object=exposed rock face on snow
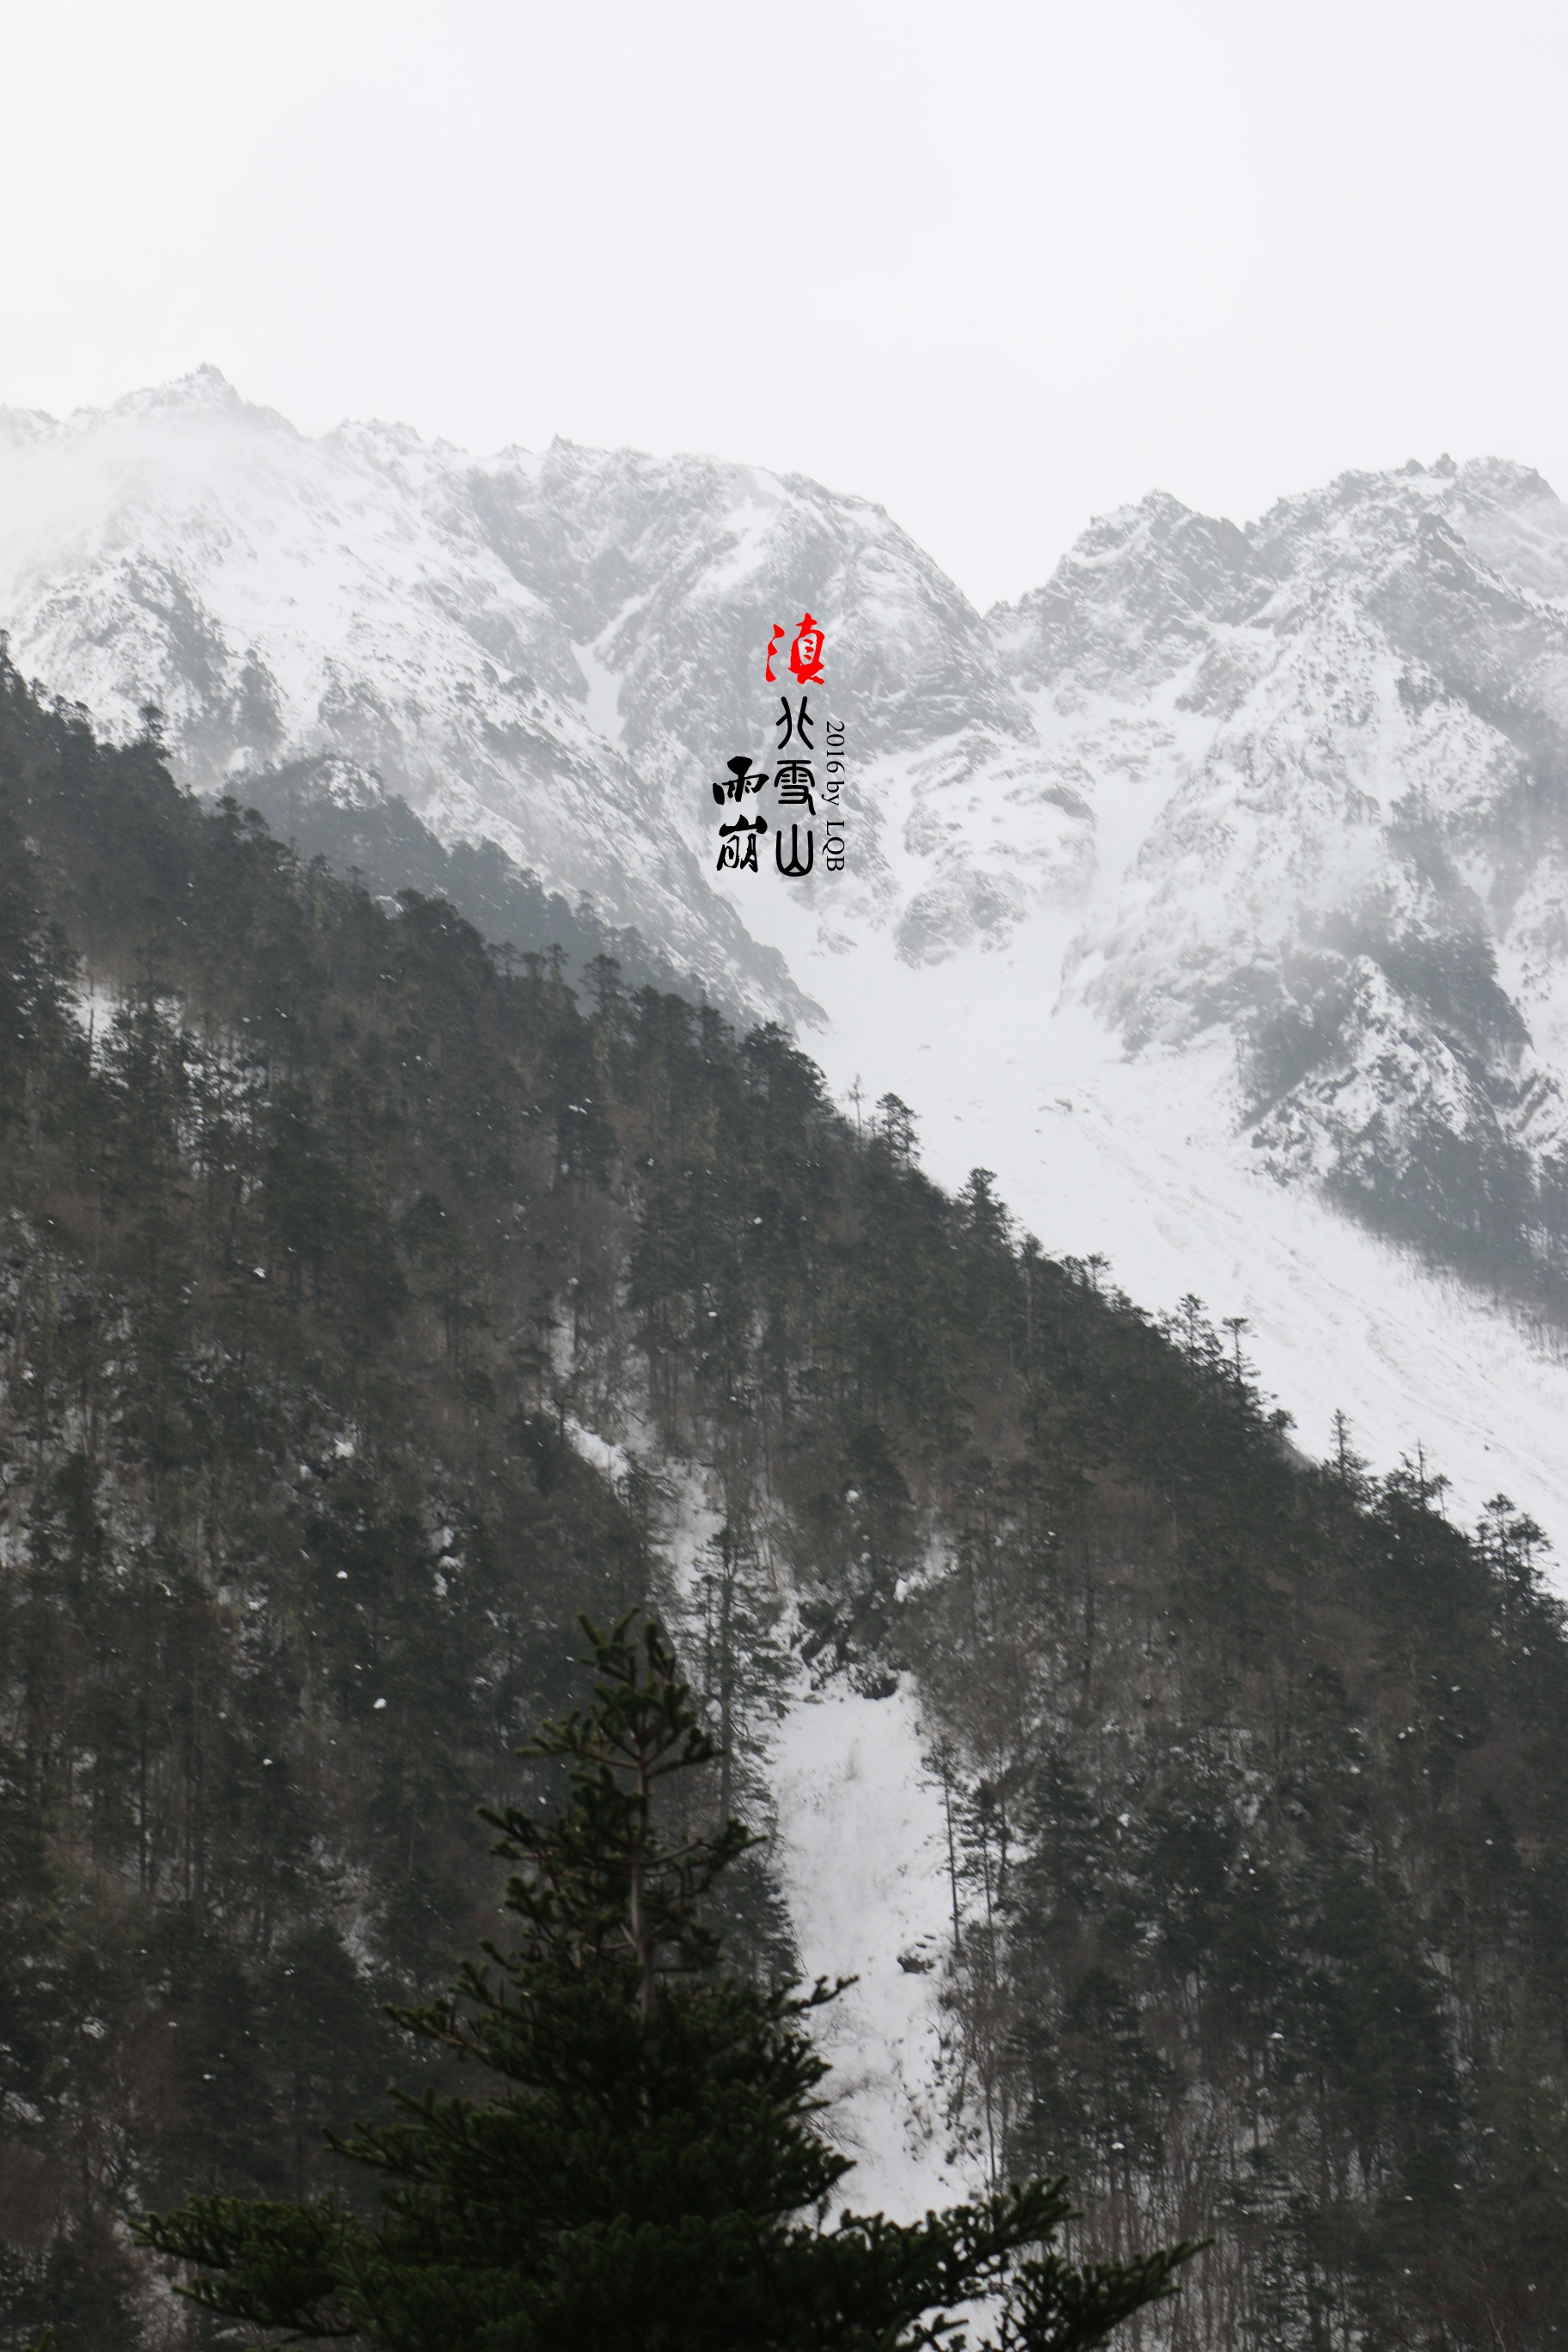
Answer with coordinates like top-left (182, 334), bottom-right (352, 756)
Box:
top-left (0, 370), bottom-right (809, 1024)
top-left (0, 371), bottom-right (1099, 1001)
top-left (989, 462), bottom-right (1568, 1287)
top-left (5, 373), bottom-right (1568, 1547)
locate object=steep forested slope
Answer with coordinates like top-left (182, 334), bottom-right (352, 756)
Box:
top-left (1, 658), bottom-right (1566, 2351)
top-left (230, 750), bottom-right (770, 1019)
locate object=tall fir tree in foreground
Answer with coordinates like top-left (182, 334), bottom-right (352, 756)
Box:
top-left (138, 1618), bottom-right (1197, 2350)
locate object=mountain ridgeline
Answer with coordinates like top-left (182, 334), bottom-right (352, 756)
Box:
top-left (1, 657), bottom-right (1567, 2350)
top-left (234, 752), bottom-right (730, 1014)
top-left (9, 383), bottom-right (1568, 1331)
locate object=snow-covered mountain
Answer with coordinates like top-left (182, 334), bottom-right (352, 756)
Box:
top-left (995, 468), bottom-right (1568, 1265)
top-left (4, 371), bottom-right (1568, 1555)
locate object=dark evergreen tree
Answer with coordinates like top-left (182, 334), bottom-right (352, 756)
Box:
top-left (6, 653), bottom-right (1568, 2341)
top-left (138, 1619), bottom-right (1195, 2350)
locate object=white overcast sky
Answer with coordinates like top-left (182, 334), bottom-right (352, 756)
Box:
top-left (3, 0), bottom-right (1565, 609)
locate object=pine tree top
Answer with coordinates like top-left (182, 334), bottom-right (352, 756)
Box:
top-left (138, 1616), bottom-right (1197, 2349)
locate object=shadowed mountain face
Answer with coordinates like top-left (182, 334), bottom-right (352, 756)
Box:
top-left (5, 377), bottom-right (1568, 1302)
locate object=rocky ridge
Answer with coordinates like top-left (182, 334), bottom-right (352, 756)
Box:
top-left (5, 372), bottom-right (1568, 1337)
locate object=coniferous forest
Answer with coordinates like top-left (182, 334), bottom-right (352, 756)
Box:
top-left (2, 650), bottom-right (1567, 2349)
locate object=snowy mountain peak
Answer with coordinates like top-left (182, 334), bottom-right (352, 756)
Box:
top-left (0, 364), bottom-right (288, 455)
top-left (991, 490), bottom-right (1271, 702)
top-left (3, 378), bottom-right (1568, 1553)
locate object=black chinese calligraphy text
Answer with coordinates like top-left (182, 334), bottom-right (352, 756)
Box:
top-left (717, 812), bottom-right (769, 873)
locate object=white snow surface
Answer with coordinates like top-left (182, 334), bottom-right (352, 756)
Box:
top-left (805, 964), bottom-right (1568, 1567)
top-left (559, 1412), bottom-right (966, 2221)
top-left (0, 371), bottom-right (798, 1024)
top-left (766, 1681), bottom-right (972, 2220)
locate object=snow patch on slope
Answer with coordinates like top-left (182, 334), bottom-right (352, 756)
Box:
top-left (773, 925), bottom-right (1568, 1586)
top-left (767, 1680), bottom-right (973, 2220)
top-left (560, 1412), bottom-right (965, 2222)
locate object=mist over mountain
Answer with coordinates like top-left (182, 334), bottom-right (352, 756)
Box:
top-left (234, 755), bottom-right (729, 1011)
top-left (4, 370), bottom-right (1568, 1539)
top-left (994, 461), bottom-right (1568, 1289)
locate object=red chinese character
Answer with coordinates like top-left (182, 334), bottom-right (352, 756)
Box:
top-left (788, 612), bottom-right (824, 684)
top-left (764, 624), bottom-right (785, 683)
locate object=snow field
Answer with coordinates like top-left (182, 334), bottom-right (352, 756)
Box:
top-left (809, 949), bottom-right (1568, 1583)
top-left (766, 1680), bottom-right (976, 2220)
